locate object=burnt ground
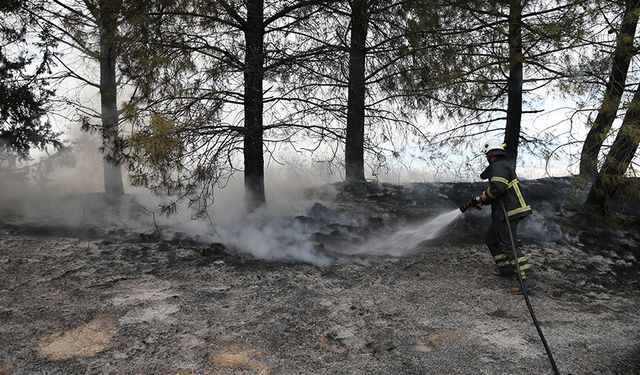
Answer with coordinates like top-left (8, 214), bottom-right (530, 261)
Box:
top-left (1, 178), bottom-right (640, 374)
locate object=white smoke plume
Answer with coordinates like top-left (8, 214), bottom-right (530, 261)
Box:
top-left (133, 174), bottom-right (338, 266)
top-left (0, 134), bottom-right (469, 267)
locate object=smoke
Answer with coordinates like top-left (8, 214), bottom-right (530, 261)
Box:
top-left (41, 134), bottom-right (105, 194)
top-left (126, 167), bottom-right (340, 266)
top-left (2, 134), bottom-right (593, 268)
top-left (212, 208), bottom-right (332, 266)
top-left (0, 133), bottom-right (113, 226)
top-left (0, 139), bottom-right (469, 267)
top-left (519, 211), bottom-right (566, 242)
top-left (206, 177), bottom-right (335, 266)
top-left (0, 132), bottom-right (345, 266)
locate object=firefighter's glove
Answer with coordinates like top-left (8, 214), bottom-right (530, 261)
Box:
top-left (481, 191), bottom-right (490, 202)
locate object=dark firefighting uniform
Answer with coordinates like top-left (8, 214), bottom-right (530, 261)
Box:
top-left (480, 155), bottom-right (533, 278)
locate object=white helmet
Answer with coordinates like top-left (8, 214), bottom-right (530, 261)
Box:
top-left (482, 139), bottom-right (506, 155)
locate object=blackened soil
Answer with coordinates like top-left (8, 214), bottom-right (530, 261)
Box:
top-left (1, 235), bottom-right (639, 374)
top-left (1, 178), bottom-right (639, 374)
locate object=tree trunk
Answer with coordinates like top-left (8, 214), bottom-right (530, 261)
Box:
top-left (99, 1), bottom-right (124, 196)
top-left (243, 0), bottom-right (266, 211)
top-left (345, 0), bottom-right (369, 183)
top-left (579, 0), bottom-right (640, 178)
top-left (585, 82), bottom-right (640, 215)
top-left (503, 0), bottom-right (523, 168)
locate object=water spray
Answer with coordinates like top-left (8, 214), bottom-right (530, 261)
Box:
top-left (353, 209), bottom-right (462, 257)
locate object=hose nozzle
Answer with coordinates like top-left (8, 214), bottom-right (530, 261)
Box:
top-left (460, 195), bottom-right (483, 213)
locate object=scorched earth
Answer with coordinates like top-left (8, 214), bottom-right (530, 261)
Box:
top-left (1, 179), bottom-right (639, 374)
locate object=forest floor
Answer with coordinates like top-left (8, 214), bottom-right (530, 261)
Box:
top-left (1, 178), bottom-right (639, 374)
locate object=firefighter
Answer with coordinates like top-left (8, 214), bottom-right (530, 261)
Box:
top-left (477, 139), bottom-right (534, 292)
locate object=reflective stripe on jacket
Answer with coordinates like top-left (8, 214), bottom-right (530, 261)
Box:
top-left (480, 157), bottom-right (532, 221)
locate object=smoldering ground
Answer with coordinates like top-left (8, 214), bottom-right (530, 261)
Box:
top-left (1, 146), bottom-right (640, 374)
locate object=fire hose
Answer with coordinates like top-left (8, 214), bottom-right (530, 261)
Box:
top-left (460, 197), bottom-right (560, 375)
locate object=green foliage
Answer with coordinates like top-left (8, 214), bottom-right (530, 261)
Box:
top-left (0, 0), bottom-right (60, 160)
top-left (400, 0), bottom-right (591, 143)
top-left (126, 112), bottom-right (232, 216)
top-left (128, 114), bottom-right (184, 193)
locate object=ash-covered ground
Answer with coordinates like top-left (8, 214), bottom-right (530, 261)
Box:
top-left (1, 178), bottom-right (639, 374)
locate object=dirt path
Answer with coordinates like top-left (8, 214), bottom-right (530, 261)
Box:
top-left (1, 235), bottom-right (639, 374)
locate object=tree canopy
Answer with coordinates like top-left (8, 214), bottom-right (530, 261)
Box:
top-left (0, 0), bottom-right (59, 162)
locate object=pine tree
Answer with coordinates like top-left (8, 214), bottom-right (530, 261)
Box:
top-left (403, 0), bottom-right (589, 168)
top-left (121, 0), bottom-right (329, 213)
top-left (0, 0), bottom-right (60, 162)
top-left (585, 81), bottom-right (640, 215)
top-left (24, 0), bottom-right (132, 196)
top-left (579, 0), bottom-right (640, 179)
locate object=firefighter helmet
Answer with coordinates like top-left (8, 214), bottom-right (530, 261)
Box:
top-left (483, 139), bottom-right (506, 155)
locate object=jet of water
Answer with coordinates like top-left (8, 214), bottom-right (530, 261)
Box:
top-left (350, 208), bottom-right (463, 256)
